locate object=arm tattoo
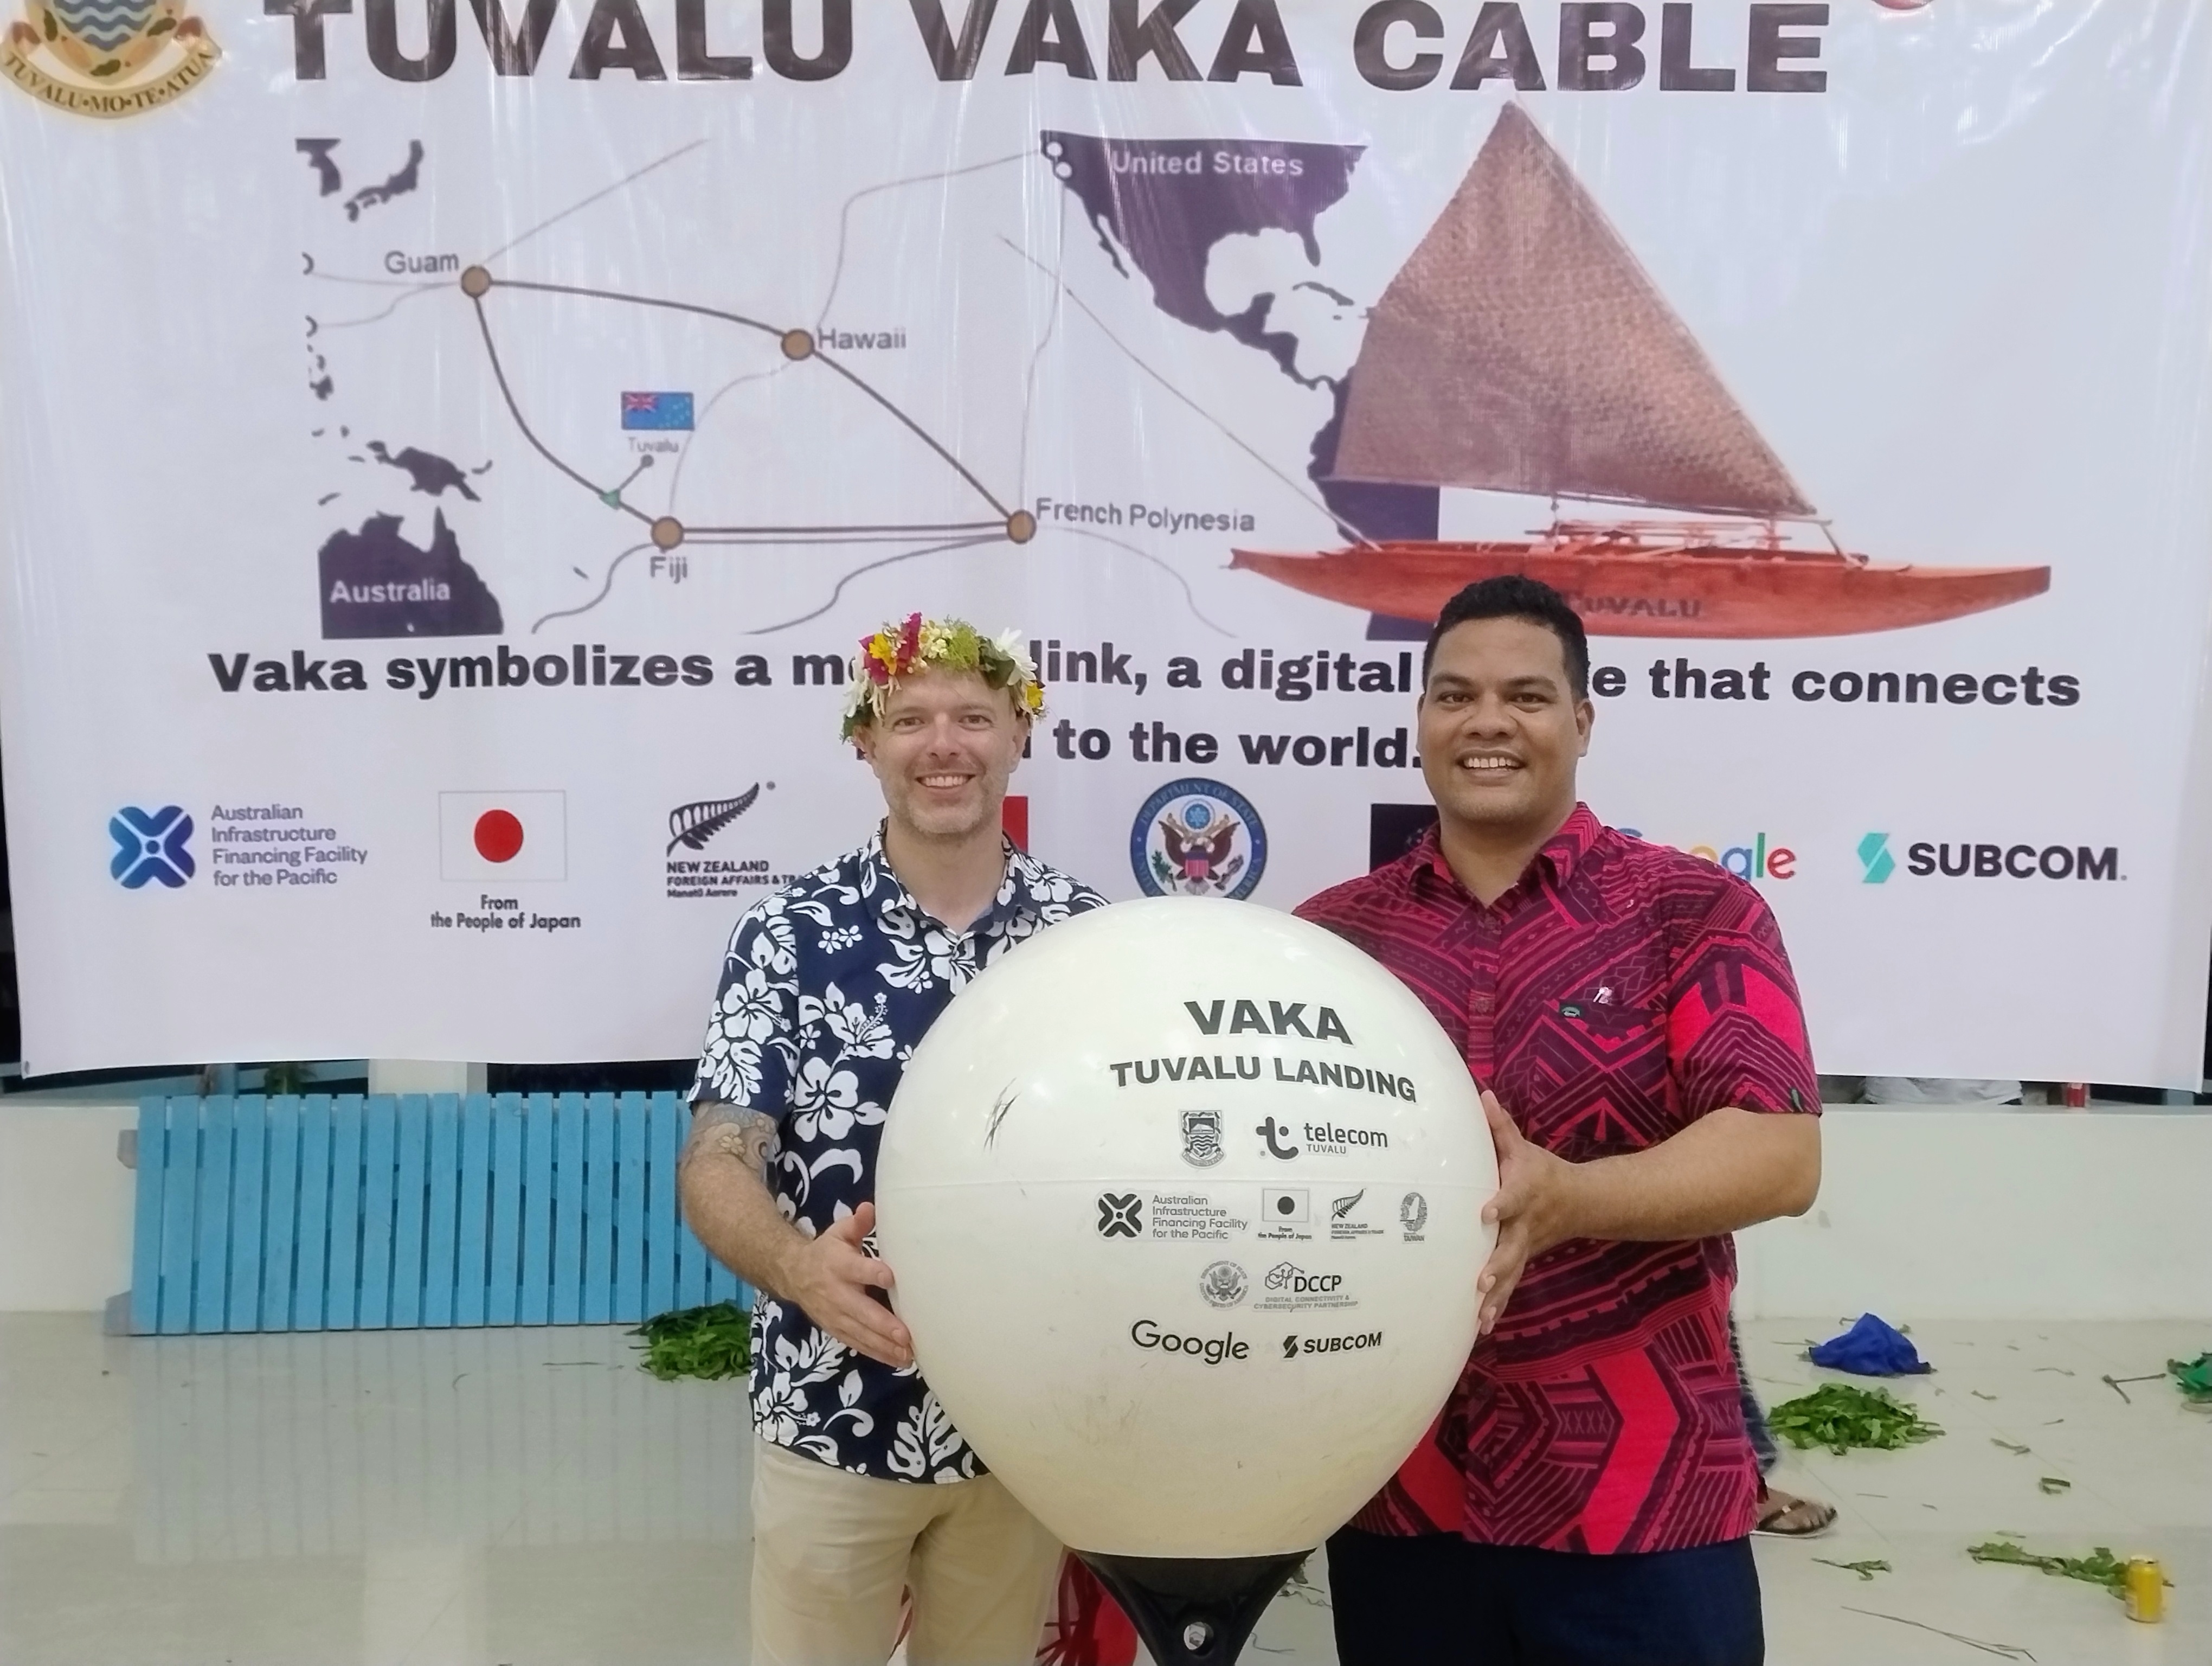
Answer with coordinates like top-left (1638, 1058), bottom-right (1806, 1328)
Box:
top-left (681, 1102), bottom-right (777, 1178)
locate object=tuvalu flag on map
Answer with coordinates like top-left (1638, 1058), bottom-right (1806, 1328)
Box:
top-left (620, 391), bottom-right (693, 431)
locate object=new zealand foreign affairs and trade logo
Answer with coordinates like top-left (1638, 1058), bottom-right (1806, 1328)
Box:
top-left (3, 1), bottom-right (218, 118)
top-left (109, 805), bottom-right (194, 888)
top-left (1131, 778), bottom-right (1267, 900)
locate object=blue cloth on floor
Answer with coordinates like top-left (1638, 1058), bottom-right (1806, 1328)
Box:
top-left (1809, 1312), bottom-right (1932, 1375)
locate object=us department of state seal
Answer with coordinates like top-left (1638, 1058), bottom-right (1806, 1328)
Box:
top-left (3, 1), bottom-right (218, 120)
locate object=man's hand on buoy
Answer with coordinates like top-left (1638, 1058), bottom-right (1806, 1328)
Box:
top-left (787, 1202), bottom-right (915, 1368)
top-left (1474, 1090), bottom-right (1581, 1337)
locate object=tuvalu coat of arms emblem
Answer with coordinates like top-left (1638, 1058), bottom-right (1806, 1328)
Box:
top-left (3, 0), bottom-right (217, 118)
top-left (1180, 1109), bottom-right (1224, 1168)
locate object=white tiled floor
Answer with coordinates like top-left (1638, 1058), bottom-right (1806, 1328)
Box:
top-left (1, 1314), bottom-right (2203, 1664)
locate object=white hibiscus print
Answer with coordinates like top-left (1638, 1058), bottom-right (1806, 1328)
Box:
top-left (821, 986), bottom-right (894, 1059)
top-left (718, 965), bottom-right (785, 1043)
top-left (880, 930), bottom-right (961, 993)
top-left (754, 1373), bottom-right (808, 1445)
top-left (790, 1057), bottom-right (861, 1139)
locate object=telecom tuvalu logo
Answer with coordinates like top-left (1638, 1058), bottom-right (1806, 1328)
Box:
top-left (109, 805), bottom-right (195, 888)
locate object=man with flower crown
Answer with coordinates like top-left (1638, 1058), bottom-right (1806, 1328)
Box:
top-left (680, 614), bottom-right (1107, 1666)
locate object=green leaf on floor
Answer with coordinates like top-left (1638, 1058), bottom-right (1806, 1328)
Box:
top-left (1966, 1539), bottom-right (2156, 1599)
top-left (631, 1301), bottom-right (751, 1381)
top-left (1970, 1390), bottom-right (1998, 1401)
top-left (1814, 1557), bottom-right (1892, 1581)
top-left (1767, 1384), bottom-right (1944, 1454)
top-left (1990, 1438), bottom-right (2030, 1456)
top-left (2169, 1351), bottom-right (2212, 1404)
top-left (2037, 1477), bottom-right (2070, 1494)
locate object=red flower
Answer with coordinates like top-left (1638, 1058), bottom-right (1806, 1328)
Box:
top-left (895, 613), bottom-right (923, 672)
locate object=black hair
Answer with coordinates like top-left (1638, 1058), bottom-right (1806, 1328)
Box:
top-left (1421, 575), bottom-right (1590, 700)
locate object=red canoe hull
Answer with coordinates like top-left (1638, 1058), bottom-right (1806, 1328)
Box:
top-left (1228, 542), bottom-right (2051, 639)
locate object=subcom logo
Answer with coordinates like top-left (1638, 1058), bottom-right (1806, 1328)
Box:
top-left (110, 805), bottom-right (194, 889)
top-left (1858, 833), bottom-right (2121, 883)
top-left (1131, 778), bottom-right (1267, 900)
top-left (1859, 831), bottom-right (1896, 884)
top-left (2, 1), bottom-right (218, 119)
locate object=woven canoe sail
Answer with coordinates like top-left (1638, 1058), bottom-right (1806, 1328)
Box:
top-left (1332, 104), bottom-right (1814, 518)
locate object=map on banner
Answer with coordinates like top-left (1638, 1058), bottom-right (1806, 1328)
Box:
top-left (293, 125), bottom-right (1425, 652)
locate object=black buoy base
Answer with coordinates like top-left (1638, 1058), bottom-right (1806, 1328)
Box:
top-left (1077, 1550), bottom-right (1313, 1666)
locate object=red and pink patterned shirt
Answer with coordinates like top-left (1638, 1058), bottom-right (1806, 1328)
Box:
top-left (1296, 803), bottom-right (1818, 1554)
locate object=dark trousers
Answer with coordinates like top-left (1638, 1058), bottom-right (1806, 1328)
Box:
top-left (1327, 1529), bottom-right (1763, 1666)
top-left (1731, 1312), bottom-right (1780, 1477)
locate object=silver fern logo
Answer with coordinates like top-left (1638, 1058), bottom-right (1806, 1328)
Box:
top-left (666, 785), bottom-right (764, 855)
top-left (665, 784), bottom-right (779, 901)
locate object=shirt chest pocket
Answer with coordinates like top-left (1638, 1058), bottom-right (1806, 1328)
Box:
top-left (1528, 983), bottom-right (1674, 1149)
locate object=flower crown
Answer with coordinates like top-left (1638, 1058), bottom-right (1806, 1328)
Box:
top-left (840, 613), bottom-right (1046, 740)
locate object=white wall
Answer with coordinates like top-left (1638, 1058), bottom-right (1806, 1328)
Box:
top-left (1738, 1107), bottom-right (2212, 1321)
top-left (0, 1098), bottom-right (136, 1312)
top-left (2, 1100), bottom-right (2208, 1321)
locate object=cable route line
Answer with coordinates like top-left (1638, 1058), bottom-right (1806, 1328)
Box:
top-left (747, 534), bottom-right (1009, 634)
top-left (815, 150), bottom-right (1030, 328)
top-left (475, 139), bottom-right (711, 268)
top-left (470, 296), bottom-right (654, 527)
top-left (995, 234), bottom-right (1371, 546)
top-left (685, 518), bottom-right (1008, 539)
top-left (808, 347), bottom-right (1009, 519)
top-left (530, 541), bottom-right (655, 634)
top-left (489, 276), bottom-right (784, 340)
top-left (471, 272), bottom-right (1016, 529)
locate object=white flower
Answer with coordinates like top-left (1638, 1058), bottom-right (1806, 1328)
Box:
top-left (754, 1373), bottom-right (808, 1445)
top-left (718, 965), bottom-right (783, 1043)
top-left (790, 1058), bottom-right (861, 1139)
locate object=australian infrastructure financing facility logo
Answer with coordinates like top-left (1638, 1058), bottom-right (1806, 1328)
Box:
top-left (1131, 778), bottom-right (1267, 900)
top-left (3, 1), bottom-right (217, 118)
top-left (109, 805), bottom-right (193, 889)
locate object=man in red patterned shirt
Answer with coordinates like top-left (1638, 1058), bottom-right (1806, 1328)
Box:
top-left (1297, 576), bottom-right (1821, 1666)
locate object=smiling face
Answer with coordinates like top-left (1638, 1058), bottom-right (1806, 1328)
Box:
top-left (854, 667), bottom-right (1028, 843)
top-left (1418, 616), bottom-right (1592, 844)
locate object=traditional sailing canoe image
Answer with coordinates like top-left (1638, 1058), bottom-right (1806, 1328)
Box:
top-left (1232, 105), bottom-right (2050, 638)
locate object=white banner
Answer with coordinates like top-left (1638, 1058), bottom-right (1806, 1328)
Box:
top-left (3, 1), bottom-right (2209, 1083)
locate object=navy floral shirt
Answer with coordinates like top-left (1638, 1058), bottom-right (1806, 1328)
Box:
top-left (691, 829), bottom-right (1105, 1482)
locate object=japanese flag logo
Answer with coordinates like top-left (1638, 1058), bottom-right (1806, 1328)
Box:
top-left (439, 791), bottom-right (567, 882)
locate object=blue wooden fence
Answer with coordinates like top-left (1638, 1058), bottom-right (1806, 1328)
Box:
top-left (127, 1093), bottom-right (745, 1336)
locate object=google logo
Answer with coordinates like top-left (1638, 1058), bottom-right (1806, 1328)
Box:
top-left (1619, 829), bottom-right (1796, 882)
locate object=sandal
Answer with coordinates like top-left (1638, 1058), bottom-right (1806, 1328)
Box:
top-left (1754, 1486), bottom-right (1838, 1538)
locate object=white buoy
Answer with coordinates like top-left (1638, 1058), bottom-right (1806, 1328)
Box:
top-left (874, 896), bottom-right (1495, 1562)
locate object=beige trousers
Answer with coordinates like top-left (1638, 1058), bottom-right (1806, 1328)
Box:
top-left (749, 1438), bottom-right (1062, 1666)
